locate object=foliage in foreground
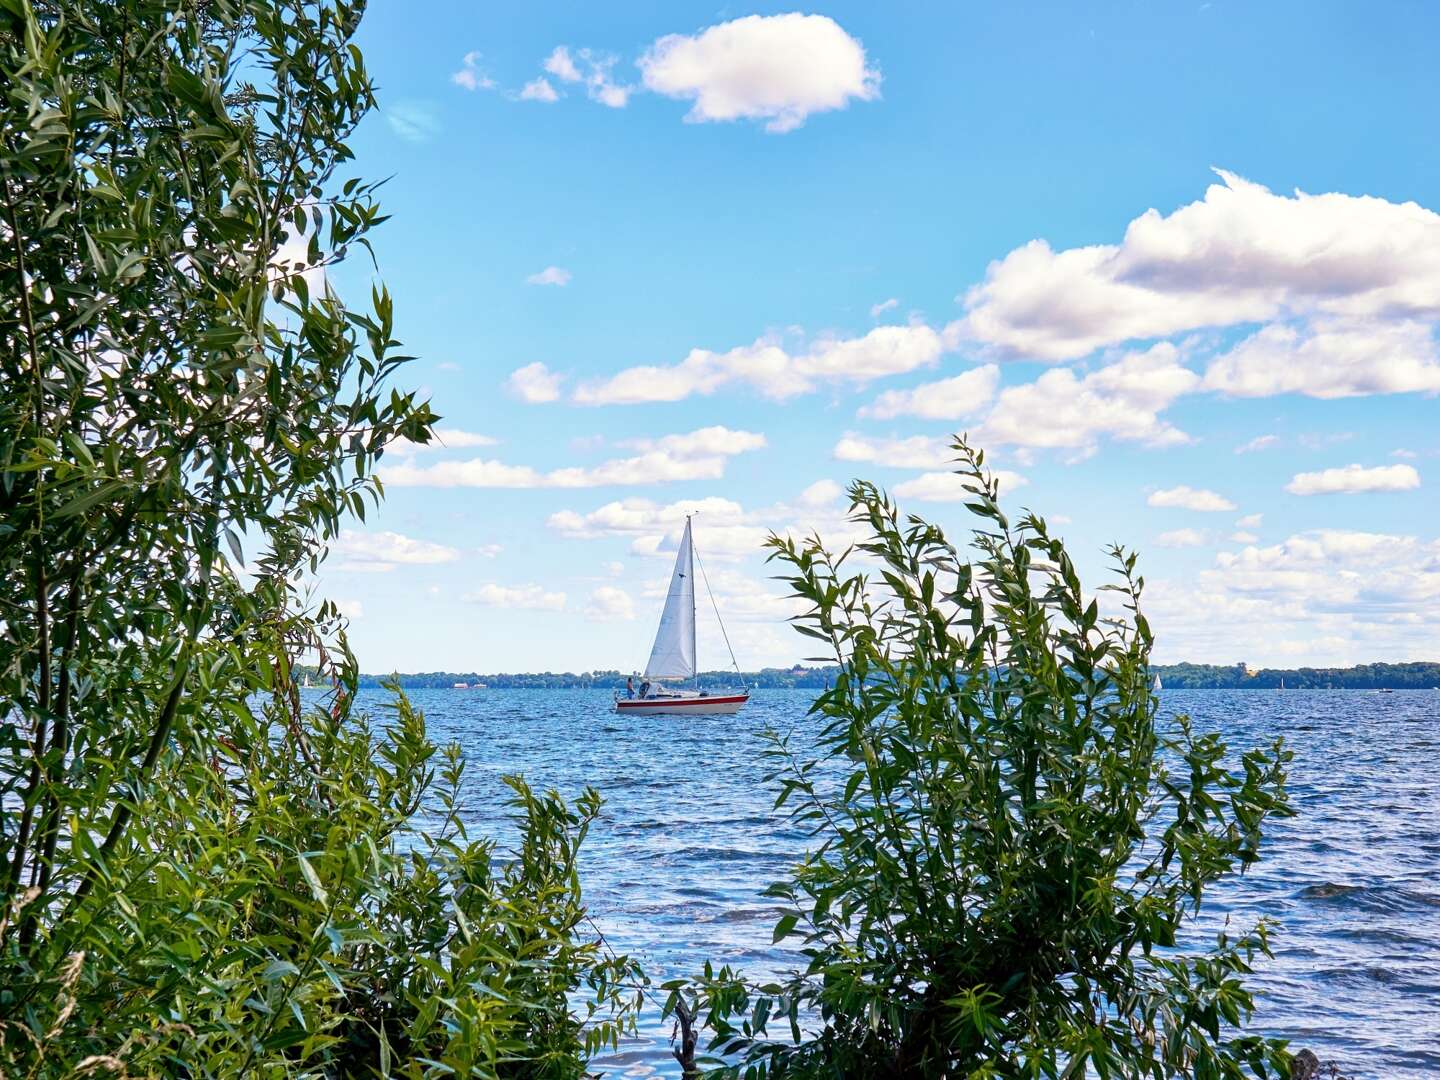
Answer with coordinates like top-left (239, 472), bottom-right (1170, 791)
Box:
top-left (1, 0), bottom-right (637, 1074)
top-left (670, 440), bottom-right (1295, 1079)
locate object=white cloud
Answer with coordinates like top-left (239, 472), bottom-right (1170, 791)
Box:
top-left (893, 469), bottom-right (1027, 502)
top-left (573, 324), bottom-right (945, 405)
top-left (1157, 528), bottom-right (1209, 548)
top-left (334, 598), bottom-right (364, 620)
top-left (1236, 513), bottom-right (1263, 528)
top-left (1286, 463), bottom-right (1421, 496)
top-left (476, 544), bottom-right (503, 558)
top-left (959, 169), bottom-right (1440, 361)
top-left (1204, 318), bottom-right (1440, 399)
top-left (526, 266), bottom-right (572, 287)
top-left (385, 101), bottom-right (441, 143)
top-left (833, 433), bottom-right (954, 470)
top-left (465, 584), bottom-right (566, 612)
top-left (1235, 434), bottom-right (1279, 454)
top-left (451, 51), bottom-right (495, 91)
top-left (543, 46), bottom-right (632, 107)
top-left (623, 426), bottom-right (766, 458)
top-left (870, 297), bottom-right (899, 319)
top-left (1392, 448), bottom-right (1418, 459)
top-left (585, 586), bottom-right (636, 622)
top-left (520, 78), bottom-right (559, 103)
top-left (1230, 531), bottom-right (1259, 544)
top-left (547, 481), bottom-right (867, 565)
top-left (544, 46), bottom-right (582, 82)
top-left (797, 479), bottom-right (843, 507)
top-left (1147, 528), bottom-right (1440, 666)
top-left (390, 428), bottom-right (499, 454)
top-left (330, 530), bottom-right (460, 572)
top-left (379, 426), bottom-right (764, 489)
top-left (976, 343), bottom-right (1198, 453)
top-left (858, 364), bottom-right (1000, 421)
top-left (1147, 485), bottom-right (1237, 512)
top-left (639, 13), bottom-right (880, 133)
top-left (507, 361), bottom-right (566, 403)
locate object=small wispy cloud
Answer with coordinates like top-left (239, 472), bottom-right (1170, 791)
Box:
top-left (386, 100), bottom-right (441, 143)
top-left (451, 51), bottom-right (496, 92)
top-left (526, 266), bottom-right (572, 287)
top-left (870, 297), bottom-right (899, 319)
top-left (519, 77), bottom-right (559, 103)
top-left (1235, 434), bottom-right (1278, 454)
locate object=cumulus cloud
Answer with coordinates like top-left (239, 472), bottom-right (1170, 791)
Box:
top-left (547, 480), bottom-right (869, 564)
top-left (465, 583), bottom-right (566, 612)
top-left (1147, 528), bottom-right (1440, 666)
top-left (330, 530), bottom-right (460, 572)
top-left (1205, 318), bottom-right (1440, 399)
top-left (639, 13), bottom-right (880, 133)
top-left (797, 479), bottom-right (843, 507)
top-left (858, 364), bottom-right (1000, 421)
top-left (1157, 528), bottom-right (1209, 548)
top-left (507, 361), bottom-right (565, 403)
top-left (585, 586), bottom-right (636, 622)
top-left (1236, 513), bottom-right (1264, 528)
top-left (379, 426), bottom-right (764, 489)
top-left (519, 78), bottom-right (559, 103)
top-left (573, 324), bottom-right (945, 405)
top-left (549, 496), bottom-right (766, 559)
top-left (451, 51), bottom-right (495, 91)
top-left (1235, 434), bottom-right (1279, 454)
top-left (390, 428), bottom-right (498, 454)
top-left (526, 265), bottom-right (572, 286)
top-left (1286, 463), bottom-right (1421, 496)
top-left (959, 170), bottom-right (1440, 361)
top-left (833, 433), bottom-right (954, 470)
top-left (976, 343), bottom-right (1199, 453)
top-left (1147, 486), bottom-right (1237, 512)
top-left (893, 469), bottom-right (1027, 502)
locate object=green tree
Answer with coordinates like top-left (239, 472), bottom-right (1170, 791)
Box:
top-left (673, 440), bottom-right (1294, 1079)
top-left (1, 1), bottom-right (637, 1074)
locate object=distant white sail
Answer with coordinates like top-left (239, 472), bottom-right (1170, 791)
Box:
top-left (644, 518), bottom-right (696, 679)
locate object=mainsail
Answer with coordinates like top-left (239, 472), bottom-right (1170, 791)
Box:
top-left (643, 518), bottom-right (696, 679)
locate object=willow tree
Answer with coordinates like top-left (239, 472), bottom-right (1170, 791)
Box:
top-left (675, 441), bottom-right (1295, 1079)
top-left (1, 2), bottom-right (637, 1075)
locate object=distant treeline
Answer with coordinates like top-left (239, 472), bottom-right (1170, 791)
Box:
top-left (1155, 661), bottom-right (1440, 690)
top-left (349, 667), bottom-right (842, 690)
top-left (339, 661), bottom-right (1440, 691)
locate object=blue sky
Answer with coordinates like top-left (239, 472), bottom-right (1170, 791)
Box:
top-left (316, 2), bottom-right (1440, 674)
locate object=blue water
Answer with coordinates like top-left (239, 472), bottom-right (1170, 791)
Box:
top-left (359, 686), bottom-right (1440, 1078)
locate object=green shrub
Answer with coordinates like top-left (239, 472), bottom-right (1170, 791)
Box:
top-left (0, 1), bottom-right (638, 1074)
top-left (672, 440), bottom-right (1294, 1079)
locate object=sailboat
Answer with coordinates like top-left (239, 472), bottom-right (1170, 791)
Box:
top-left (615, 516), bottom-right (749, 716)
top-left (1152, 673), bottom-right (1163, 692)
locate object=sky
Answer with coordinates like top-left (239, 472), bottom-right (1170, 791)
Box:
top-left (314, 1), bottom-right (1440, 674)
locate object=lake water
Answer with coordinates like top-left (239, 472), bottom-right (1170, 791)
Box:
top-left (363, 686), bottom-right (1440, 1079)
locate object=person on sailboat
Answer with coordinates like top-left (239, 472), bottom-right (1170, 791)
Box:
top-left (626, 676), bottom-right (636, 699)
top-left (639, 679), bottom-right (651, 699)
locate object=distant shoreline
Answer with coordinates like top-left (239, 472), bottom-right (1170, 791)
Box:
top-left (343, 661), bottom-right (1440, 692)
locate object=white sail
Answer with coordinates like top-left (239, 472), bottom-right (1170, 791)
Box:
top-left (643, 518), bottom-right (696, 679)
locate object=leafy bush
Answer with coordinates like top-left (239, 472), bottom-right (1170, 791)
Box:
top-left (673, 440), bottom-right (1294, 1079)
top-left (0, 1), bottom-right (638, 1075)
